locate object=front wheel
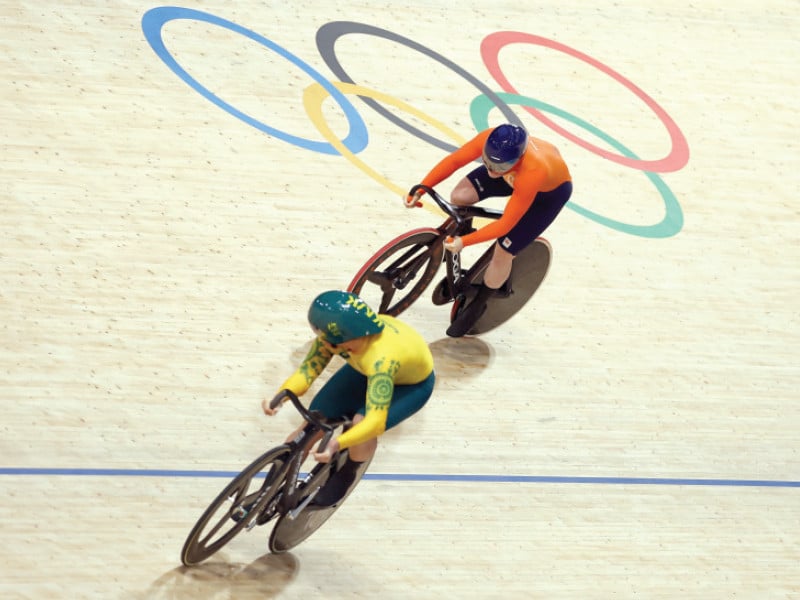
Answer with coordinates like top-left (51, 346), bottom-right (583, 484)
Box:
top-left (180, 445), bottom-right (291, 566)
top-left (348, 228), bottom-right (443, 316)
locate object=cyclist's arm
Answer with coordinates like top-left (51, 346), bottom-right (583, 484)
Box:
top-left (335, 371), bottom-right (394, 450)
top-left (279, 337), bottom-right (333, 397)
top-left (460, 169), bottom-right (545, 247)
top-left (419, 130), bottom-right (489, 190)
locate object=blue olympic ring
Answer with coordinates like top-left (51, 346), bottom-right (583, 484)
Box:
top-left (141, 6), bottom-right (368, 155)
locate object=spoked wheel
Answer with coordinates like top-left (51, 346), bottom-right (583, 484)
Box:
top-left (469, 237), bottom-right (552, 335)
top-left (348, 228), bottom-right (443, 316)
top-left (268, 455), bottom-right (372, 554)
top-left (181, 446), bottom-right (291, 566)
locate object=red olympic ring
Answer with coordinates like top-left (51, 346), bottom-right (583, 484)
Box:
top-left (481, 32), bottom-right (690, 173)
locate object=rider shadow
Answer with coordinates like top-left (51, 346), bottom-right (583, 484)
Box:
top-left (428, 335), bottom-right (493, 381)
top-left (139, 552), bottom-right (300, 599)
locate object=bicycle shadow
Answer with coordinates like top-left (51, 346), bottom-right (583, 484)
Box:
top-left (137, 552), bottom-right (299, 599)
top-left (428, 336), bottom-right (493, 380)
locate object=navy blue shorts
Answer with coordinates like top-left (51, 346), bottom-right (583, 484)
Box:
top-left (309, 364), bottom-right (435, 431)
top-left (467, 166), bottom-right (572, 256)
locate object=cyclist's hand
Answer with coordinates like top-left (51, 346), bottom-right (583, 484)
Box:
top-left (313, 438), bottom-right (340, 463)
top-left (403, 189), bottom-right (423, 208)
top-left (444, 236), bottom-right (464, 253)
top-left (262, 391), bottom-right (285, 416)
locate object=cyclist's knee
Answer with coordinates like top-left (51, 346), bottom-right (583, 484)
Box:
top-left (349, 437), bottom-right (377, 462)
top-left (492, 243), bottom-right (514, 265)
top-left (450, 178), bottom-right (479, 206)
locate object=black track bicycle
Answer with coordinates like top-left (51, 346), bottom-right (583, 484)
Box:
top-left (181, 390), bottom-right (370, 566)
top-left (348, 184), bottom-right (552, 335)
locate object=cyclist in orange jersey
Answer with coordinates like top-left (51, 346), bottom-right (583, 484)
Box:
top-left (405, 123), bottom-right (572, 337)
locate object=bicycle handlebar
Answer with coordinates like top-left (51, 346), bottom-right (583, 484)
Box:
top-left (270, 389), bottom-right (345, 454)
top-left (409, 184), bottom-right (504, 224)
top-left (409, 184), bottom-right (461, 224)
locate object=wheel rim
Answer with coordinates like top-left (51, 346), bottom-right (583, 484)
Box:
top-left (349, 230), bottom-right (442, 316)
top-left (181, 448), bottom-right (291, 565)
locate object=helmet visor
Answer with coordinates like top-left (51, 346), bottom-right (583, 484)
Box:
top-left (481, 150), bottom-right (518, 174)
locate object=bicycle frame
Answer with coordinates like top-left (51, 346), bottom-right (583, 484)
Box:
top-left (348, 184), bottom-right (552, 333)
top-left (227, 391), bottom-right (349, 529)
top-left (271, 391), bottom-right (349, 517)
top-left (412, 184), bottom-right (503, 300)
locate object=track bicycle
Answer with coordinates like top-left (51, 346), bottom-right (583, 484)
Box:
top-left (348, 184), bottom-right (552, 335)
top-left (181, 390), bottom-right (370, 566)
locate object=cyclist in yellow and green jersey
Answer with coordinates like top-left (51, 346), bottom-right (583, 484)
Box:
top-left (263, 290), bottom-right (435, 506)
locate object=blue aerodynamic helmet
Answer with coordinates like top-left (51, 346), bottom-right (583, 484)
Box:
top-left (308, 290), bottom-right (384, 345)
top-left (481, 124), bottom-right (529, 173)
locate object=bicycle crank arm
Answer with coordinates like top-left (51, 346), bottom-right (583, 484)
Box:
top-left (288, 489), bottom-right (320, 520)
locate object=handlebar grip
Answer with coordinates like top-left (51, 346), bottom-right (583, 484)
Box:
top-left (408, 184), bottom-right (463, 225)
top-left (269, 389), bottom-right (293, 410)
top-left (408, 184), bottom-right (437, 201)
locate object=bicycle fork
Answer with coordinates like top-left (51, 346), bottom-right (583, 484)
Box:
top-left (445, 248), bottom-right (468, 298)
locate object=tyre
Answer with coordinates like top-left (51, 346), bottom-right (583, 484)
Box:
top-left (180, 446), bottom-right (291, 566)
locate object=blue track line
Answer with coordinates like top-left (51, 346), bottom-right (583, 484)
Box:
top-left (1, 467), bottom-right (798, 488)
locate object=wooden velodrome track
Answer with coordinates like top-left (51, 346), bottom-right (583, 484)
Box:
top-left (2, 1), bottom-right (798, 598)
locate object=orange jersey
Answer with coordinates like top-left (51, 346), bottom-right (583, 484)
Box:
top-left (420, 128), bottom-right (571, 246)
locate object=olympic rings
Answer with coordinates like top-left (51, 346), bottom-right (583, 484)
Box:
top-left (303, 81), bottom-right (467, 196)
top-left (141, 7), bottom-right (368, 155)
top-left (481, 32), bottom-right (690, 173)
top-left (316, 21), bottom-right (523, 154)
top-left (471, 93), bottom-right (683, 238)
top-left (141, 8), bottom-right (689, 238)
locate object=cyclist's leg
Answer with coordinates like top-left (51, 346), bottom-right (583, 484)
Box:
top-left (279, 365), bottom-right (366, 451)
top-left (348, 369), bottom-right (434, 457)
top-left (312, 422), bottom-right (372, 506)
top-left (434, 166), bottom-right (513, 301)
top-left (498, 180), bottom-right (573, 257)
top-left (313, 371), bottom-right (435, 506)
top-left (451, 165), bottom-right (514, 206)
top-left (308, 365), bottom-right (369, 506)
top-left (383, 371), bottom-right (436, 429)
top-left (450, 177), bottom-right (480, 206)
top-left (308, 363), bottom-right (367, 419)
top-left (483, 243), bottom-right (514, 289)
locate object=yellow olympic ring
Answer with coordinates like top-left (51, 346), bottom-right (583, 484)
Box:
top-left (303, 81), bottom-right (467, 214)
